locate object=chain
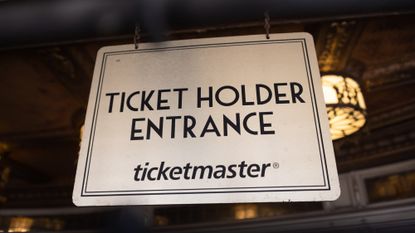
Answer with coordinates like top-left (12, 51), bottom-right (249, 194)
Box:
top-left (134, 24), bottom-right (141, 49)
top-left (264, 11), bottom-right (270, 39)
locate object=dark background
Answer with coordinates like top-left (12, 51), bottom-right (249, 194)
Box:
top-left (1, 0), bottom-right (415, 232)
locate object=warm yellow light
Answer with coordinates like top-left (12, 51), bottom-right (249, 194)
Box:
top-left (322, 74), bottom-right (367, 140)
top-left (80, 125), bottom-right (84, 139)
top-left (0, 143), bottom-right (8, 154)
top-left (8, 217), bottom-right (33, 233)
top-left (234, 204), bottom-right (258, 220)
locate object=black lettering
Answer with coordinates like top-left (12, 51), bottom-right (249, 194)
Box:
top-left (141, 90), bottom-right (154, 111)
top-left (259, 112), bottom-right (275, 135)
top-left (223, 113), bottom-right (241, 136)
top-left (141, 162), bottom-right (149, 181)
top-left (146, 117), bottom-right (164, 139)
top-left (170, 167), bottom-right (182, 180)
top-left (243, 112), bottom-right (258, 135)
top-left (226, 165), bottom-right (237, 178)
top-left (126, 91), bottom-right (140, 111)
top-left (134, 165), bottom-right (143, 181)
top-left (197, 86), bottom-right (213, 108)
top-left (238, 161), bottom-right (248, 178)
top-left (106, 92), bottom-right (119, 113)
top-left (183, 163), bottom-right (192, 179)
top-left (213, 165), bottom-right (226, 179)
top-left (200, 116), bottom-right (221, 137)
top-left (166, 116), bottom-right (181, 138)
top-left (290, 82), bottom-right (305, 103)
top-left (157, 162), bottom-right (170, 180)
top-left (131, 118), bottom-right (145, 140)
top-left (241, 85), bottom-right (255, 105)
top-left (120, 92), bottom-right (126, 112)
top-left (173, 88), bottom-right (188, 109)
top-left (134, 162), bottom-right (272, 181)
top-left (274, 83), bottom-right (290, 104)
top-left (247, 164), bottom-right (260, 177)
top-left (215, 85), bottom-right (239, 106)
top-left (184, 115), bottom-right (196, 138)
top-left (157, 89), bottom-right (170, 110)
top-left (261, 163), bottom-right (271, 177)
top-left (256, 84), bottom-right (272, 104)
top-left (192, 165), bottom-right (213, 179)
top-left (147, 167), bottom-right (157, 181)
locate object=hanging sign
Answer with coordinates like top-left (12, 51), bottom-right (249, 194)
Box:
top-left (73, 33), bottom-right (340, 206)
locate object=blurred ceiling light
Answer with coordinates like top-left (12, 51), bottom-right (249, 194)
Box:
top-left (321, 74), bottom-right (367, 140)
top-left (79, 125), bottom-right (84, 139)
top-left (8, 217), bottom-right (33, 233)
top-left (234, 204), bottom-right (258, 220)
top-left (0, 143), bottom-right (8, 154)
top-left (0, 142), bottom-right (10, 204)
top-left (78, 125), bottom-right (84, 150)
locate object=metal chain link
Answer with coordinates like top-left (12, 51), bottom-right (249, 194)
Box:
top-left (134, 24), bottom-right (141, 49)
top-left (264, 11), bottom-right (270, 39)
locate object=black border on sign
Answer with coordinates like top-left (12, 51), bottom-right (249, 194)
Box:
top-left (80, 38), bottom-right (331, 197)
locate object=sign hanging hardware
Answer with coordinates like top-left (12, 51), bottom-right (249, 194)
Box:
top-left (134, 24), bottom-right (141, 49)
top-left (264, 11), bottom-right (270, 39)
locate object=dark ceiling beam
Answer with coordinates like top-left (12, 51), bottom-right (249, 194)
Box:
top-left (1, 151), bottom-right (50, 183)
top-left (0, 127), bottom-right (77, 146)
top-left (0, 0), bottom-right (414, 49)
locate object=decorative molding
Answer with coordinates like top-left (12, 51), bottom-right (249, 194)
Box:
top-left (36, 47), bottom-right (92, 104)
top-left (3, 186), bottom-right (72, 208)
top-left (368, 100), bottom-right (415, 130)
top-left (334, 99), bottom-right (415, 170)
top-left (317, 21), bottom-right (361, 72)
top-left (361, 55), bottom-right (415, 92)
top-left (335, 125), bottom-right (415, 172)
top-left (365, 67), bottom-right (415, 92)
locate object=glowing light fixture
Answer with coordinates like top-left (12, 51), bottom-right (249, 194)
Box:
top-left (321, 74), bottom-right (367, 140)
top-left (0, 143), bottom-right (8, 155)
top-left (8, 217), bottom-right (33, 233)
top-left (234, 204), bottom-right (258, 220)
top-left (0, 142), bottom-right (11, 200)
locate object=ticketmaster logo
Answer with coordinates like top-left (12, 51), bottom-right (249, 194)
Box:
top-left (133, 161), bottom-right (273, 181)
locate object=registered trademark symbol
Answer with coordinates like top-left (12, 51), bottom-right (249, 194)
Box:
top-left (273, 162), bottom-right (279, 169)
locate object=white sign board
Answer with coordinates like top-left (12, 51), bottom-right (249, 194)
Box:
top-left (73, 33), bottom-right (340, 206)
